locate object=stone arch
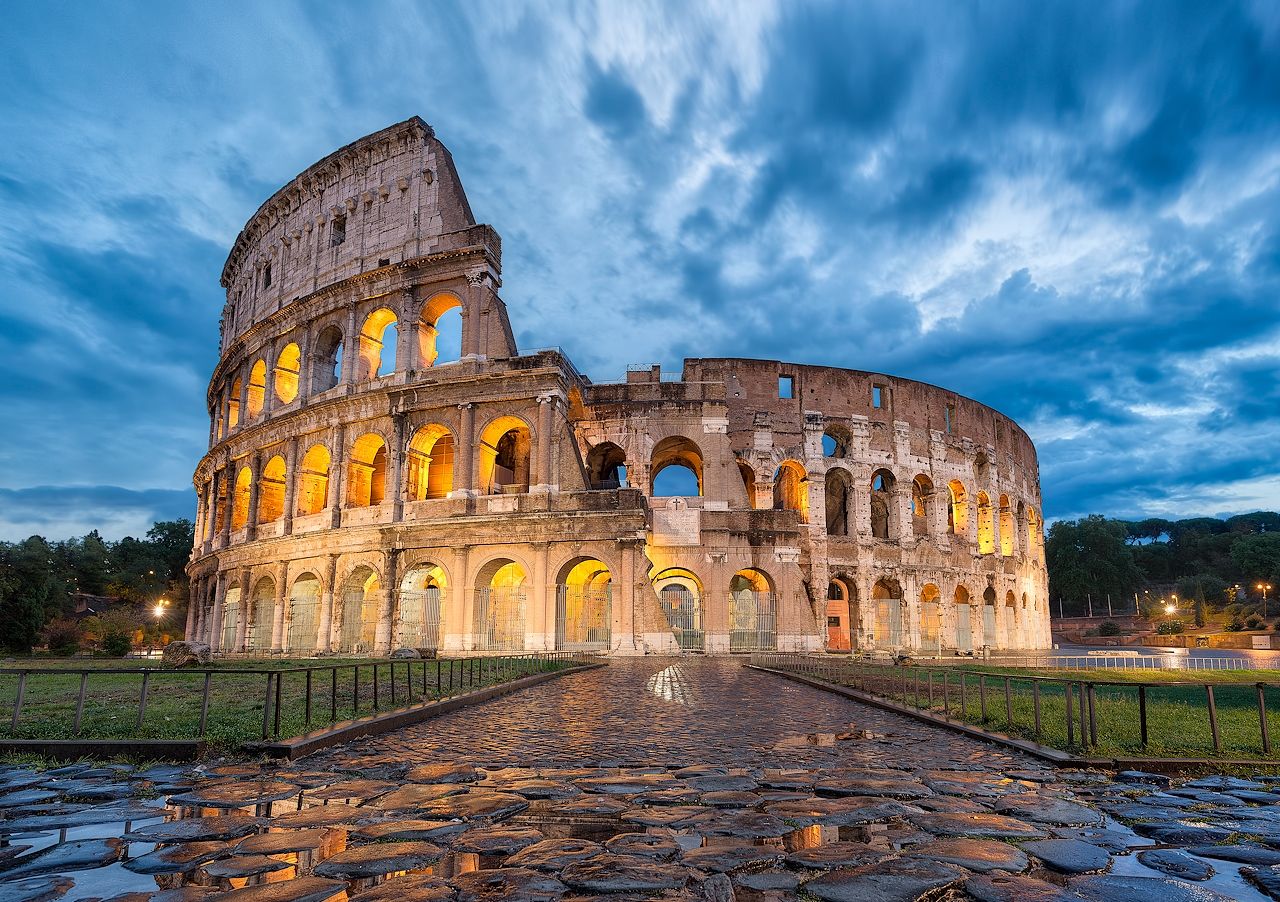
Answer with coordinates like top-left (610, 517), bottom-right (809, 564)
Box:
top-left (231, 465), bottom-right (252, 530)
top-left (772, 460), bottom-right (809, 522)
top-left (911, 474), bottom-right (934, 536)
top-left (258, 454), bottom-right (287, 523)
top-left (919, 583), bottom-right (942, 653)
top-left (246, 575), bottom-right (276, 652)
top-left (274, 342), bottom-right (301, 404)
top-left (347, 432), bottom-right (389, 507)
top-left (870, 468), bottom-right (896, 540)
top-left (555, 557), bottom-right (613, 651)
top-left (1005, 589), bottom-right (1018, 646)
top-left (953, 585), bottom-right (974, 653)
top-left (825, 467), bottom-right (852, 536)
top-left (286, 572), bottom-right (322, 653)
top-left (822, 424), bottom-right (852, 458)
top-left (947, 480), bottom-right (968, 536)
top-left (871, 577), bottom-right (904, 648)
top-left (478, 414), bottom-right (532, 494)
top-left (825, 575), bottom-right (859, 652)
top-left (729, 568), bottom-right (777, 652)
top-left (653, 566), bottom-right (704, 652)
top-left (651, 435), bottom-right (703, 497)
top-left (226, 377), bottom-right (242, 430)
top-left (407, 424), bottom-right (455, 501)
top-left (982, 586), bottom-right (998, 647)
top-left (473, 556), bottom-right (529, 651)
top-left (358, 307), bottom-right (399, 380)
top-left (999, 494), bottom-right (1015, 556)
top-left (586, 442), bottom-right (627, 489)
top-left (311, 324), bottom-right (343, 394)
top-left (419, 291), bottom-right (464, 367)
top-left (297, 444), bottom-right (330, 516)
top-left (246, 359), bottom-right (267, 418)
top-left (220, 585), bottom-right (242, 652)
top-left (976, 491), bottom-right (995, 554)
top-left (337, 564), bottom-right (381, 653)
top-left (399, 562), bottom-right (448, 652)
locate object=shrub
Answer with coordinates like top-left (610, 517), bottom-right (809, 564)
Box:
top-left (83, 609), bottom-right (138, 657)
top-left (1156, 620), bottom-right (1184, 635)
top-left (1226, 618), bottom-right (1246, 632)
top-left (101, 631), bottom-right (132, 657)
top-left (41, 618), bottom-right (84, 655)
top-left (1247, 616), bottom-right (1265, 631)
top-left (1097, 620), bottom-right (1123, 637)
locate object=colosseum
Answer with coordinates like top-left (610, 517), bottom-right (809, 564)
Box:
top-left (185, 117), bottom-right (1051, 658)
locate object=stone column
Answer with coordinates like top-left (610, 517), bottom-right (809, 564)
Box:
top-left (453, 403), bottom-right (475, 496)
top-left (202, 475), bottom-right (217, 554)
top-left (184, 579), bottom-right (198, 639)
top-left (282, 437), bottom-right (299, 535)
top-left (463, 271), bottom-right (485, 359)
top-left (533, 394), bottom-right (558, 493)
top-left (391, 412), bottom-right (408, 522)
top-left (375, 549), bottom-right (399, 654)
top-left (529, 544), bottom-right (551, 651)
top-left (219, 462), bottom-right (233, 548)
top-left (299, 325), bottom-right (314, 405)
top-left (614, 539), bottom-right (641, 653)
top-left (400, 307), bottom-right (419, 373)
top-left (245, 453), bottom-right (262, 540)
top-left (210, 571), bottom-right (227, 653)
top-left (329, 424), bottom-right (347, 528)
top-left (234, 568), bottom-right (252, 652)
top-left (703, 553), bottom-right (729, 653)
top-left (342, 304), bottom-right (359, 388)
top-left (445, 546), bottom-right (470, 652)
top-left (238, 368), bottom-right (250, 428)
top-left (317, 553), bottom-right (338, 653)
top-left (263, 342), bottom-right (277, 416)
top-left (271, 560), bottom-right (288, 652)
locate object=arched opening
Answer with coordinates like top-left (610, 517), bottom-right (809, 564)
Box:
top-left (406, 425), bottom-right (454, 501)
top-left (338, 566), bottom-right (380, 654)
top-left (586, 442), bottom-right (627, 490)
top-left (478, 416), bottom-right (531, 494)
top-left (220, 586), bottom-right (242, 652)
top-left (920, 584), bottom-right (941, 654)
top-left (982, 586), bottom-right (998, 648)
top-left (358, 308), bottom-right (399, 380)
top-left (870, 469), bottom-right (896, 540)
top-left (419, 293), bottom-right (463, 367)
top-left (822, 427), bottom-right (851, 458)
top-left (347, 434), bottom-right (388, 508)
top-left (226, 379), bottom-right (242, 430)
top-left (399, 564), bottom-right (447, 653)
top-left (296, 445), bottom-right (330, 516)
top-left (231, 466), bottom-right (252, 531)
top-left (872, 578), bottom-right (903, 648)
top-left (474, 559), bottom-right (528, 651)
top-left (825, 577), bottom-right (858, 652)
top-left (274, 343), bottom-right (301, 405)
top-left (825, 469), bottom-right (851, 536)
top-left (976, 492), bottom-right (995, 554)
top-left (556, 558), bottom-right (612, 651)
top-left (947, 480), bottom-right (968, 536)
top-left (1027, 506), bottom-right (1043, 561)
top-left (729, 568), bottom-right (776, 652)
top-left (651, 436), bottom-right (703, 497)
top-left (999, 494), bottom-right (1015, 556)
top-left (954, 586), bottom-right (973, 653)
top-left (258, 455), bottom-right (286, 523)
top-left (653, 567), bottom-right (703, 652)
top-left (737, 461), bottom-right (757, 508)
top-left (912, 475), bottom-right (933, 536)
top-left (311, 325), bottom-right (343, 394)
top-left (1005, 589), bottom-right (1018, 647)
top-left (286, 573), bottom-right (321, 653)
top-left (246, 360), bottom-right (267, 418)
top-left (773, 461), bottom-right (809, 521)
top-left (246, 576), bottom-right (275, 652)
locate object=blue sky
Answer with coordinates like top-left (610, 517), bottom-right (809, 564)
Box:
top-left (2, 1), bottom-right (1279, 540)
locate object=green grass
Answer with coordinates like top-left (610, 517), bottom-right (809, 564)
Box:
top-left (789, 660), bottom-right (1280, 761)
top-left (0, 657), bottom-right (572, 751)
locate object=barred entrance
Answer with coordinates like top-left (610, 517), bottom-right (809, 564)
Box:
top-left (555, 586), bottom-right (611, 651)
top-left (983, 602), bottom-right (997, 649)
top-left (956, 603), bottom-right (974, 652)
top-left (287, 594), bottom-right (319, 652)
top-left (474, 587), bottom-right (527, 651)
top-left (728, 590), bottom-right (777, 652)
top-left (399, 587), bottom-right (444, 652)
top-left (660, 586), bottom-right (704, 652)
top-left (246, 579), bottom-right (275, 652)
top-left (220, 592), bottom-right (240, 651)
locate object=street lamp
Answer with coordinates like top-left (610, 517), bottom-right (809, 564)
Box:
top-left (1260, 583), bottom-right (1274, 620)
top-left (153, 597), bottom-right (169, 620)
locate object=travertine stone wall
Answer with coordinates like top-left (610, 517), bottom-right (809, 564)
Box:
top-left (188, 118), bottom-right (1050, 658)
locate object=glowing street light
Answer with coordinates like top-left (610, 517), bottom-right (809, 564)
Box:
top-left (153, 597), bottom-right (169, 620)
top-left (1164, 603), bottom-right (1176, 615)
top-left (1260, 583), bottom-right (1274, 620)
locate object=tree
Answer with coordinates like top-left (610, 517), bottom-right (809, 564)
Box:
top-left (1231, 533), bottom-right (1280, 588)
top-left (0, 537), bottom-right (64, 652)
top-left (1045, 515), bottom-right (1143, 615)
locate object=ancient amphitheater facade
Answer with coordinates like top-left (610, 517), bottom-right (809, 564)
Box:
top-left (186, 117), bottom-right (1051, 658)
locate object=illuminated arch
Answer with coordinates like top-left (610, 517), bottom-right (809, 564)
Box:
top-left (311, 325), bottom-right (343, 394)
top-left (273, 343), bottom-right (301, 404)
top-left (555, 557), bottom-right (612, 651)
top-left (399, 563), bottom-right (448, 651)
top-left (226, 378), bottom-right (242, 430)
top-left (358, 308), bottom-right (398, 380)
top-left (773, 461), bottom-right (809, 521)
top-left (911, 474), bottom-right (934, 536)
top-left (286, 572), bottom-right (321, 653)
top-left (231, 465), bottom-right (252, 531)
top-left (246, 575), bottom-right (275, 651)
top-left (947, 480), bottom-right (968, 535)
top-left (653, 567), bottom-right (704, 652)
top-left (976, 492), bottom-right (995, 554)
top-left (338, 565), bottom-right (380, 653)
top-left (953, 585), bottom-right (974, 653)
top-left (872, 578), bottom-right (904, 647)
top-left (257, 454), bottom-right (286, 523)
top-left (474, 557), bottom-right (528, 651)
top-left (920, 584), bottom-right (942, 653)
top-left (246, 359), bottom-right (267, 418)
top-left (347, 433), bottom-right (388, 507)
top-left (478, 415), bottom-right (531, 494)
top-left (825, 576), bottom-right (858, 652)
top-left (296, 445), bottom-right (330, 516)
top-left (870, 469), bottom-right (896, 539)
top-left (406, 424), bottom-right (455, 501)
top-left (729, 568), bottom-right (776, 652)
top-left (999, 494), bottom-right (1014, 556)
top-left (419, 292), bottom-right (463, 367)
top-left (651, 435), bottom-right (703, 497)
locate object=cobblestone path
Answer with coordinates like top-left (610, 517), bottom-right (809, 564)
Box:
top-left (2, 658), bottom-right (1277, 902)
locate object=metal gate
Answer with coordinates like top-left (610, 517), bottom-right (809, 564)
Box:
top-left (920, 601), bottom-right (941, 654)
top-left (555, 586), bottom-right (611, 651)
top-left (874, 598), bottom-right (903, 648)
top-left (339, 589), bottom-right (377, 653)
top-left (287, 595), bottom-right (319, 653)
top-left (660, 586), bottom-right (704, 652)
top-left (474, 587), bottom-right (527, 652)
top-left (983, 603), bottom-right (997, 648)
top-left (956, 604), bottom-right (973, 652)
top-left (399, 587), bottom-right (443, 652)
top-left (247, 598), bottom-right (274, 652)
top-left (221, 598), bottom-right (240, 651)
top-left (729, 590), bottom-right (777, 652)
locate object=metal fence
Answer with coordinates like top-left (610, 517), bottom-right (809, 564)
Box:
top-left (555, 586), bottom-right (611, 652)
top-left (752, 653), bottom-right (1280, 758)
top-left (474, 588), bottom-right (527, 652)
top-left (660, 587), bottom-right (704, 652)
top-left (729, 591), bottom-right (777, 652)
top-left (399, 588), bottom-right (444, 652)
top-left (0, 653), bottom-right (583, 743)
top-left (987, 654), bottom-right (1251, 671)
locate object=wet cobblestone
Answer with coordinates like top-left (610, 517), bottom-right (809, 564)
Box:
top-left (1, 658), bottom-right (1278, 901)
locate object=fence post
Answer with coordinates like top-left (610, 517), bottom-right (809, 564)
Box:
top-left (305, 670), bottom-right (313, 730)
top-left (330, 667), bottom-right (338, 723)
top-left (1004, 677), bottom-right (1013, 728)
top-left (1139, 685), bottom-right (1148, 747)
top-left (136, 672), bottom-right (151, 731)
top-left (1032, 681), bottom-right (1041, 739)
top-left (1078, 682), bottom-right (1088, 748)
top-left (928, 671), bottom-right (934, 709)
top-left (390, 662), bottom-right (397, 707)
top-left (1206, 685), bottom-right (1221, 753)
top-left (942, 672), bottom-right (950, 716)
top-left (273, 670), bottom-right (283, 738)
top-left (959, 673), bottom-right (967, 719)
top-left (199, 672), bottom-right (212, 737)
top-left (373, 664), bottom-right (380, 711)
top-left (1087, 683), bottom-right (1098, 746)
top-left (979, 675), bottom-right (988, 723)
top-left (353, 665), bottom-right (360, 717)
top-left (73, 672), bottom-right (88, 735)
top-left (1065, 682), bottom-right (1075, 747)
top-left (1259, 684), bottom-right (1271, 755)
top-left (261, 673), bottom-right (274, 740)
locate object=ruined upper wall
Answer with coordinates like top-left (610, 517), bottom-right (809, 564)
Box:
top-left (218, 117), bottom-right (479, 351)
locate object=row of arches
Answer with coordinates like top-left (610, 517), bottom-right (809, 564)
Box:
top-left (218, 298), bottom-right (464, 438)
top-left (823, 576), bottom-right (1036, 653)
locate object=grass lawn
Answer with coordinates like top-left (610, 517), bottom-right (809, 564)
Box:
top-left (788, 659), bottom-right (1280, 761)
top-left (0, 656), bottom-right (572, 751)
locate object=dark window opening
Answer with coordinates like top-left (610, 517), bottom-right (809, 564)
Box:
top-left (945, 403), bottom-right (956, 434)
top-left (331, 215), bottom-right (346, 247)
top-left (378, 257), bottom-right (390, 267)
top-left (779, 375), bottom-right (794, 399)
top-left (262, 263), bottom-right (272, 289)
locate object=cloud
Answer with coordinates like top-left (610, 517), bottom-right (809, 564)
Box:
top-left (0, 487), bottom-right (195, 543)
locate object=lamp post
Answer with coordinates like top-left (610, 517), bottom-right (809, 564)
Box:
top-left (1260, 583), bottom-right (1273, 620)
